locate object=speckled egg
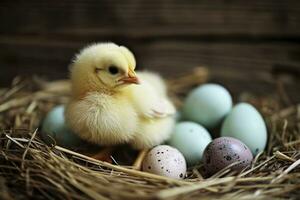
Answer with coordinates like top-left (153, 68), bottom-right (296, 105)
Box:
top-left (221, 103), bottom-right (267, 155)
top-left (142, 145), bottom-right (187, 179)
top-left (41, 105), bottom-right (84, 147)
top-left (182, 84), bottom-right (232, 129)
top-left (203, 137), bottom-right (253, 176)
top-left (168, 122), bottom-right (212, 166)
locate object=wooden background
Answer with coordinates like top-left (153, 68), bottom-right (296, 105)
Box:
top-left (0, 0), bottom-right (300, 102)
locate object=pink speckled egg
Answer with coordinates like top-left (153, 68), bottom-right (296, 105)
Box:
top-left (142, 145), bottom-right (187, 179)
top-left (203, 137), bottom-right (253, 176)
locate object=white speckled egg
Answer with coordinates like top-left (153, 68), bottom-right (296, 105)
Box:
top-left (142, 145), bottom-right (187, 179)
top-left (41, 105), bottom-right (83, 147)
top-left (221, 103), bottom-right (267, 155)
top-left (182, 84), bottom-right (232, 128)
top-left (168, 122), bottom-right (212, 166)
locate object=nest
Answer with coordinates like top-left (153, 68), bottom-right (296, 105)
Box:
top-left (0, 67), bottom-right (299, 200)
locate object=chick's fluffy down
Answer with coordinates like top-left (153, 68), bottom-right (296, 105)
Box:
top-left (65, 92), bottom-right (138, 145)
top-left (137, 71), bottom-right (167, 97)
top-left (125, 73), bottom-right (176, 149)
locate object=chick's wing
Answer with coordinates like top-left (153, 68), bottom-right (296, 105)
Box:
top-left (128, 79), bottom-right (175, 120)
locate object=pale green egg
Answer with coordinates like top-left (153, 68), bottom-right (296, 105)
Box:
top-left (168, 122), bottom-right (212, 166)
top-left (41, 105), bottom-right (83, 147)
top-left (182, 84), bottom-right (232, 129)
top-left (221, 103), bottom-right (267, 155)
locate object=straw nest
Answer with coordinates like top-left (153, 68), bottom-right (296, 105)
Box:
top-left (0, 67), bottom-right (299, 200)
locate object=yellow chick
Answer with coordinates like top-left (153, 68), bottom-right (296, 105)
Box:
top-left (65, 43), bottom-right (176, 150)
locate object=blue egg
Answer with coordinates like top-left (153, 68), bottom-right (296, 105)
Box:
top-left (182, 84), bottom-right (232, 129)
top-left (41, 105), bottom-right (84, 147)
top-left (221, 103), bottom-right (267, 155)
top-left (168, 122), bottom-right (212, 166)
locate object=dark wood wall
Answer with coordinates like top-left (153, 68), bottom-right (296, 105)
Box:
top-left (1, 0), bottom-right (300, 100)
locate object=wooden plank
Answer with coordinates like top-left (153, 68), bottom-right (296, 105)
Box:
top-left (0, 0), bottom-right (300, 37)
top-left (1, 38), bottom-right (299, 82)
top-left (135, 41), bottom-right (300, 72)
top-left (1, 38), bottom-right (299, 74)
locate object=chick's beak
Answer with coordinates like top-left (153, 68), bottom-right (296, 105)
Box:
top-left (119, 69), bottom-right (140, 84)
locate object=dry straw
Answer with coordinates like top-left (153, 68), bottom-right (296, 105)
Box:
top-left (0, 67), bottom-right (299, 200)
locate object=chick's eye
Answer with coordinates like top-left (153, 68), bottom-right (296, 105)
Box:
top-left (108, 66), bottom-right (119, 75)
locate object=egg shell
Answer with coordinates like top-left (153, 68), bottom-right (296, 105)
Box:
top-left (203, 137), bottom-right (253, 176)
top-left (168, 122), bottom-right (212, 166)
top-left (221, 103), bottom-right (267, 155)
top-left (41, 105), bottom-right (83, 147)
top-left (182, 84), bottom-right (232, 128)
top-left (142, 145), bottom-right (187, 179)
